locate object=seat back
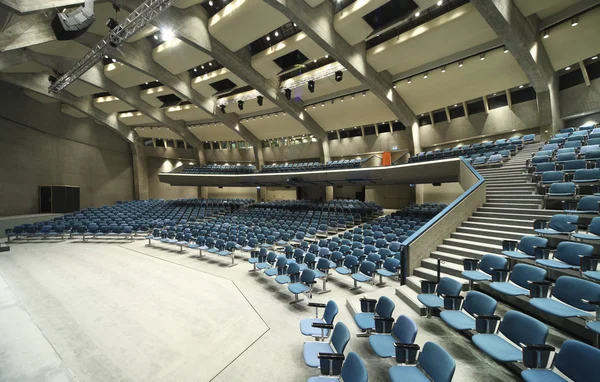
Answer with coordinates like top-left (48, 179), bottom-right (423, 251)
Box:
top-left (554, 241), bottom-right (594, 266)
top-left (534, 162), bottom-right (555, 173)
top-left (300, 268), bottom-right (315, 284)
top-left (419, 342), bottom-right (456, 382)
top-left (393, 315), bottom-right (418, 344)
top-left (359, 260), bottom-right (376, 276)
top-left (331, 322), bottom-right (351, 354)
top-left (340, 352), bottom-right (368, 382)
top-left (518, 236), bottom-right (548, 256)
top-left (552, 276), bottom-right (600, 312)
top-left (510, 264), bottom-right (547, 289)
top-left (375, 296), bottom-right (395, 318)
top-left (383, 257), bottom-right (400, 272)
top-left (541, 171), bottom-right (564, 183)
top-left (499, 310), bottom-right (548, 347)
top-left (437, 277), bottom-right (463, 297)
top-left (548, 182), bottom-right (576, 195)
top-left (463, 291), bottom-right (497, 317)
top-left (323, 300), bottom-right (339, 325)
top-left (588, 217), bottom-right (600, 236)
top-left (576, 196), bottom-right (600, 212)
top-left (479, 254), bottom-right (507, 276)
top-left (554, 340), bottom-right (600, 382)
top-left (548, 214), bottom-right (578, 232)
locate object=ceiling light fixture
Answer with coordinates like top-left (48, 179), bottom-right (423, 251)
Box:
top-left (543, 29), bottom-right (549, 39)
top-left (407, 78), bottom-right (411, 84)
top-left (362, 91), bottom-right (366, 96)
top-left (284, 88), bottom-right (292, 100)
top-left (266, 35), bottom-right (271, 41)
top-left (423, 72), bottom-right (428, 79)
top-left (209, 0), bottom-right (213, 5)
top-left (441, 66), bottom-right (446, 73)
top-left (519, 85), bottom-right (524, 88)
top-left (274, 31), bottom-right (279, 37)
top-left (458, 60), bottom-right (463, 67)
top-left (437, 0), bottom-right (442, 5)
top-left (257, 95), bottom-right (263, 106)
top-left (415, 11), bottom-right (420, 17)
top-left (351, 95), bottom-right (355, 100)
top-left (593, 56), bottom-right (598, 60)
top-left (504, 46), bottom-right (508, 53)
top-left (209, 62), bottom-right (212, 66)
top-left (201, 65), bottom-right (204, 69)
top-left (237, 100), bottom-right (244, 110)
top-left (480, 53), bottom-right (485, 60)
top-left (571, 17), bottom-right (578, 26)
top-left (308, 80), bottom-right (315, 93)
top-left (565, 66), bottom-right (571, 71)
top-left (161, 29), bottom-right (174, 41)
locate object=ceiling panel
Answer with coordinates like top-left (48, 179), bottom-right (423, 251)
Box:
top-left (543, 6), bottom-right (600, 70)
top-left (334, 0), bottom-right (389, 46)
top-left (134, 127), bottom-right (181, 139)
top-left (305, 0), bottom-right (325, 6)
top-left (119, 111), bottom-right (154, 125)
top-left (191, 67), bottom-right (247, 97)
top-left (243, 113), bottom-right (309, 140)
top-left (24, 89), bottom-right (58, 103)
top-left (395, 48), bottom-right (528, 114)
top-left (61, 104), bottom-right (87, 118)
top-left (174, 0), bottom-right (203, 9)
top-left (1, 62), bottom-right (49, 73)
top-left (104, 62), bottom-right (154, 88)
top-left (282, 63), bottom-right (362, 102)
top-left (94, 95), bottom-right (133, 113)
top-left (251, 32), bottom-right (327, 79)
top-left (367, 3), bottom-right (497, 74)
top-left (307, 91), bottom-right (396, 131)
top-left (191, 124), bottom-right (243, 142)
top-left (208, 0), bottom-right (289, 52)
top-left (514, 0), bottom-right (578, 19)
top-left (30, 40), bottom-right (89, 59)
top-left (86, 3), bottom-right (157, 41)
top-left (165, 104), bottom-right (212, 121)
top-left (140, 86), bottom-right (174, 107)
top-left (152, 38), bottom-right (212, 75)
top-left (64, 80), bottom-right (103, 97)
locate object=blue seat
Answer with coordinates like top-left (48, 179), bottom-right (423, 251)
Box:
top-left (523, 134), bottom-right (535, 143)
top-left (461, 254), bottom-right (507, 288)
top-left (335, 255), bottom-right (358, 276)
top-left (572, 216), bottom-right (600, 242)
top-left (300, 300), bottom-right (338, 338)
top-left (303, 322), bottom-right (350, 368)
top-left (376, 257), bottom-right (400, 285)
top-left (417, 277), bottom-right (463, 316)
top-left (288, 269), bottom-right (316, 303)
top-left (521, 340), bottom-right (600, 382)
top-left (490, 264), bottom-right (547, 297)
top-left (573, 168), bottom-right (600, 185)
top-left (534, 162), bottom-right (556, 175)
top-left (535, 241), bottom-right (593, 270)
top-left (472, 310), bottom-right (549, 362)
top-left (265, 255), bottom-right (287, 276)
top-left (307, 352), bottom-right (368, 382)
top-left (502, 235), bottom-right (548, 260)
top-left (276, 262), bottom-right (300, 284)
top-left (389, 342), bottom-right (456, 382)
top-left (530, 276), bottom-right (600, 318)
top-left (561, 159), bottom-right (586, 175)
top-left (545, 182), bottom-right (577, 200)
top-left (534, 214), bottom-right (578, 236)
top-left (350, 260), bottom-right (376, 289)
top-left (354, 296), bottom-right (395, 332)
top-left (369, 315), bottom-right (418, 358)
top-left (440, 291), bottom-right (497, 331)
top-left (564, 195), bottom-right (600, 214)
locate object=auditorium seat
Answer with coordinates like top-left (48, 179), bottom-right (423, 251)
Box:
top-left (535, 241), bottom-right (594, 270)
top-left (418, 277), bottom-right (463, 317)
top-left (388, 342), bottom-right (456, 382)
top-left (529, 276), bottom-right (600, 318)
top-left (288, 268), bottom-right (316, 303)
top-left (354, 296), bottom-right (395, 335)
top-left (351, 260), bottom-right (376, 290)
top-left (461, 254), bottom-right (507, 289)
top-left (301, 301), bottom-right (338, 339)
top-left (489, 264), bottom-right (547, 297)
top-left (534, 214), bottom-right (578, 236)
top-left (563, 195), bottom-right (600, 215)
top-left (307, 352), bottom-right (368, 382)
top-left (572, 217), bottom-right (600, 242)
top-left (369, 315), bottom-right (418, 358)
top-left (440, 291), bottom-right (497, 331)
top-left (303, 322), bottom-right (350, 368)
top-left (376, 257), bottom-right (400, 285)
top-left (472, 310), bottom-right (549, 363)
top-left (521, 340), bottom-right (600, 382)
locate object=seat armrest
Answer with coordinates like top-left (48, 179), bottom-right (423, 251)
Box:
top-left (463, 258), bottom-right (479, 271)
top-left (420, 280), bottom-right (438, 294)
top-left (374, 316), bottom-right (395, 334)
top-left (490, 268), bottom-right (510, 282)
top-left (317, 353), bottom-right (345, 360)
top-left (442, 295), bottom-right (464, 311)
top-left (581, 299), bottom-right (600, 305)
top-left (474, 314), bottom-right (502, 334)
top-left (520, 343), bottom-right (555, 369)
top-left (533, 220), bottom-right (548, 230)
top-left (502, 239), bottom-right (518, 251)
top-left (308, 302), bottom-right (327, 309)
top-left (394, 343), bottom-right (420, 365)
top-left (533, 246), bottom-right (551, 260)
top-left (317, 353), bottom-right (345, 376)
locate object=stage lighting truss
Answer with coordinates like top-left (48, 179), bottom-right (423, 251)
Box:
top-left (49, 0), bottom-right (178, 94)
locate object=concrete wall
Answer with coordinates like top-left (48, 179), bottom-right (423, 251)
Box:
top-left (418, 183), bottom-right (464, 205)
top-left (0, 84), bottom-right (134, 216)
top-left (365, 185), bottom-right (411, 209)
top-left (204, 186), bottom-right (257, 200)
top-left (147, 157), bottom-right (199, 199)
top-left (564, 110), bottom-right (600, 127)
top-left (265, 187), bottom-right (297, 201)
top-left (419, 100), bottom-right (540, 149)
top-left (560, 77), bottom-right (600, 119)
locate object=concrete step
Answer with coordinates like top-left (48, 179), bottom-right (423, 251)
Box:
top-left (478, 206), bottom-right (557, 216)
top-left (412, 267), bottom-right (469, 291)
top-left (461, 220), bottom-right (534, 234)
top-left (486, 185), bottom-right (536, 190)
top-left (483, 202), bottom-right (542, 209)
top-left (473, 211), bottom-right (550, 220)
top-left (486, 194), bottom-right (543, 200)
top-left (456, 226), bottom-right (530, 241)
top-left (395, 286), bottom-right (426, 316)
top-left (468, 216), bottom-right (534, 228)
top-left (486, 199), bottom-right (543, 205)
top-left (422, 257), bottom-right (466, 278)
top-left (451, 231), bottom-right (513, 246)
top-left (406, 276), bottom-right (422, 293)
top-left (486, 189), bottom-right (535, 195)
top-left (442, 237), bottom-right (503, 254)
top-left (483, 174), bottom-right (531, 181)
top-left (479, 169), bottom-right (526, 175)
top-left (431, 251), bottom-right (468, 265)
top-left (436, 244), bottom-right (493, 259)
top-left (485, 180), bottom-right (532, 185)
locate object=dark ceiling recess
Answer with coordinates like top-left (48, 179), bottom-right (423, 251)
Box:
top-left (157, 94), bottom-right (182, 108)
top-left (467, 99), bottom-right (485, 115)
top-left (139, 81), bottom-right (163, 90)
top-left (249, 22), bottom-right (302, 55)
top-left (201, 0), bottom-right (235, 17)
top-left (363, 0), bottom-right (418, 30)
top-left (279, 56), bottom-right (336, 82)
top-left (209, 78), bottom-right (237, 93)
top-left (449, 105), bottom-right (465, 119)
top-left (93, 91), bottom-right (111, 98)
top-left (559, 67), bottom-right (585, 90)
top-left (488, 93), bottom-right (508, 110)
top-left (510, 86), bottom-right (536, 105)
top-left (273, 49), bottom-right (309, 72)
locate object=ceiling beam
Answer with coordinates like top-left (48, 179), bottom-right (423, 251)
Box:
top-left (262, 0), bottom-right (417, 130)
top-left (539, 0), bottom-right (600, 30)
top-left (0, 11), bottom-right (56, 51)
top-left (580, 61), bottom-right (591, 86)
top-left (122, 1), bottom-right (329, 142)
top-left (0, 60), bottom-right (135, 144)
top-left (0, 0), bottom-right (110, 15)
top-left (75, 32), bottom-right (262, 148)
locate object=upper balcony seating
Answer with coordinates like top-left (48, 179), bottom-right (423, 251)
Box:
top-left (182, 164), bottom-right (256, 174)
top-left (261, 158), bottom-right (368, 173)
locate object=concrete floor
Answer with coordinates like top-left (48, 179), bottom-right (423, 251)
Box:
top-left (0, 237), bottom-right (571, 382)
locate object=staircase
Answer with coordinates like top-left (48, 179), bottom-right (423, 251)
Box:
top-left (397, 142), bottom-right (561, 314)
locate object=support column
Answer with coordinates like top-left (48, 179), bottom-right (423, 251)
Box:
top-left (254, 146), bottom-right (265, 170)
top-left (410, 121), bottom-right (421, 155)
top-left (131, 140), bottom-right (149, 200)
top-left (256, 186), bottom-right (267, 202)
top-left (325, 186), bottom-right (334, 202)
top-left (199, 187), bottom-right (209, 199)
top-left (196, 148), bottom-right (207, 166)
top-left (320, 140), bottom-right (331, 163)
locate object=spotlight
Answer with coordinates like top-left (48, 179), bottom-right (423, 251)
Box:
top-left (571, 17), bottom-right (578, 26)
top-left (415, 11), bottom-right (420, 17)
top-left (441, 66), bottom-right (446, 73)
top-left (407, 78), bottom-right (411, 84)
top-left (104, 55), bottom-right (108, 59)
top-left (341, 97), bottom-right (344, 102)
top-left (321, 102), bottom-right (325, 107)
top-left (543, 29), bottom-right (549, 39)
top-left (106, 17), bottom-right (118, 30)
top-left (238, 100), bottom-right (244, 110)
top-left (284, 88), bottom-right (292, 100)
top-left (308, 80), bottom-right (315, 93)
top-left (193, 68), bottom-right (197, 72)
top-left (480, 53), bottom-right (485, 60)
top-left (293, 23), bottom-right (297, 27)
top-left (209, 62), bottom-right (212, 66)
top-left (593, 56), bottom-right (598, 60)
top-left (274, 31), bottom-right (279, 37)
top-left (209, 0), bottom-right (213, 5)
top-left (437, 0), bottom-right (442, 5)
top-left (201, 65), bottom-right (204, 69)
top-left (458, 60), bottom-right (463, 67)
top-left (161, 29), bottom-right (174, 41)
top-left (519, 85), bottom-right (524, 89)
top-left (112, 58), bottom-right (116, 63)
top-left (266, 35), bottom-right (270, 41)
top-left (257, 95), bottom-right (263, 106)
top-left (219, 105), bottom-right (226, 113)
top-left (351, 95), bottom-right (355, 100)
top-left (335, 70), bottom-right (343, 82)
top-left (565, 66), bottom-right (571, 71)
top-left (423, 72), bottom-right (428, 79)
top-left (362, 91), bottom-right (366, 97)
top-left (504, 46), bottom-right (509, 53)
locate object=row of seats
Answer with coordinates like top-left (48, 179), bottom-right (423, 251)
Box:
top-left (260, 158), bottom-right (369, 173)
top-left (181, 164), bottom-right (256, 174)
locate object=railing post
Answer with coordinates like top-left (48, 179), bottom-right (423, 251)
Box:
top-left (437, 258), bottom-right (441, 283)
top-left (399, 244), bottom-right (407, 285)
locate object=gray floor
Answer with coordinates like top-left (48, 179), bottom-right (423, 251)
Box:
top-left (0, 237), bottom-right (569, 381)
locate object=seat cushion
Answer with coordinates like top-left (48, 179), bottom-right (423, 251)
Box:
top-left (248, 258), bottom-right (259, 264)
top-left (369, 334), bottom-right (396, 357)
top-left (389, 365), bottom-right (430, 382)
top-left (308, 377), bottom-right (341, 382)
top-left (275, 275), bottom-right (291, 284)
top-left (530, 298), bottom-right (592, 318)
top-left (207, 248), bottom-right (219, 253)
top-left (490, 282), bottom-right (529, 296)
top-left (303, 342), bottom-right (334, 367)
top-left (256, 263), bottom-right (270, 270)
top-left (288, 283), bottom-right (310, 295)
top-left (536, 259), bottom-right (578, 269)
top-left (354, 312), bottom-right (375, 330)
top-left (440, 310), bottom-right (476, 331)
top-left (571, 233), bottom-right (600, 241)
top-left (335, 267), bottom-right (351, 275)
top-left (218, 250), bottom-right (231, 256)
top-left (417, 293), bottom-right (443, 308)
top-left (584, 270), bottom-right (600, 281)
top-left (502, 250), bottom-right (534, 259)
top-left (264, 268), bottom-right (278, 276)
top-left (472, 334), bottom-right (523, 362)
top-left (461, 270), bottom-right (492, 281)
top-left (534, 229), bottom-right (564, 236)
top-left (351, 274), bottom-right (372, 282)
top-left (377, 269), bottom-right (396, 277)
top-left (300, 318), bottom-right (328, 337)
top-left (586, 320), bottom-right (600, 335)
top-left (521, 369), bottom-right (567, 382)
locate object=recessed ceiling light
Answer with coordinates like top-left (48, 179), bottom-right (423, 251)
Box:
top-left (437, 0), bottom-right (442, 5)
top-left (266, 36), bottom-right (270, 41)
top-left (407, 78), bottom-right (412, 84)
top-left (565, 66), bottom-right (571, 71)
top-left (293, 23), bottom-right (297, 27)
top-left (415, 11), bottom-right (420, 17)
top-left (458, 60), bottom-right (463, 67)
top-left (274, 31), bottom-right (279, 37)
top-left (593, 56), bottom-right (598, 60)
top-left (201, 65), bottom-right (204, 69)
top-left (209, 0), bottom-right (213, 5)
top-left (504, 47), bottom-right (508, 53)
top-left (571, 17), bottom-right (578, 26)
top-left (423, 72), bottom-right (428, 79)
top-left (519, 85), bottom-right (524, 88)
top-left (543, 30), bottom-right (549, 39)
top-left (454, 104), bottom-right (457, 107)
top-left (480, 53), bottom-right (485, 60)
top-left (441, 66), bottom-right (446, 73)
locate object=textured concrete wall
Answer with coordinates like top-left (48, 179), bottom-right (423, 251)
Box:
top-left (565, 111), bottom-right (600, 127)
top-left (365, 185), bottom-right (411, 209)
top-left (0, 84), bottom-right (133, 216)
top-left (420, 183), bottom-right (464, 204)
top-left (147, 157), bottom-right (199, 199)
top-left (203, 186), bottom-right (257, 200)
top-left (560, 77), bottom-right (600, 119)
top-left (419, 100), bottom-right (539, 149)
top-left (265, 187), bottom-right (297, 201)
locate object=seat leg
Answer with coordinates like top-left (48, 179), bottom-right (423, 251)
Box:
top-left (228, 253), bottom-right (237, 267)
top-left (289, 293), bottom-right (304, 304)
top-left (350, 279), bottom-right (362, 291)
top-left (469, 280), bottom-right (473, 291)
top-left (376, 273), bottom-right (386, 287)
top-left (356, 328), bottom-right (372, 338)
top-left (318, 276), bottom-right (331, 294)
